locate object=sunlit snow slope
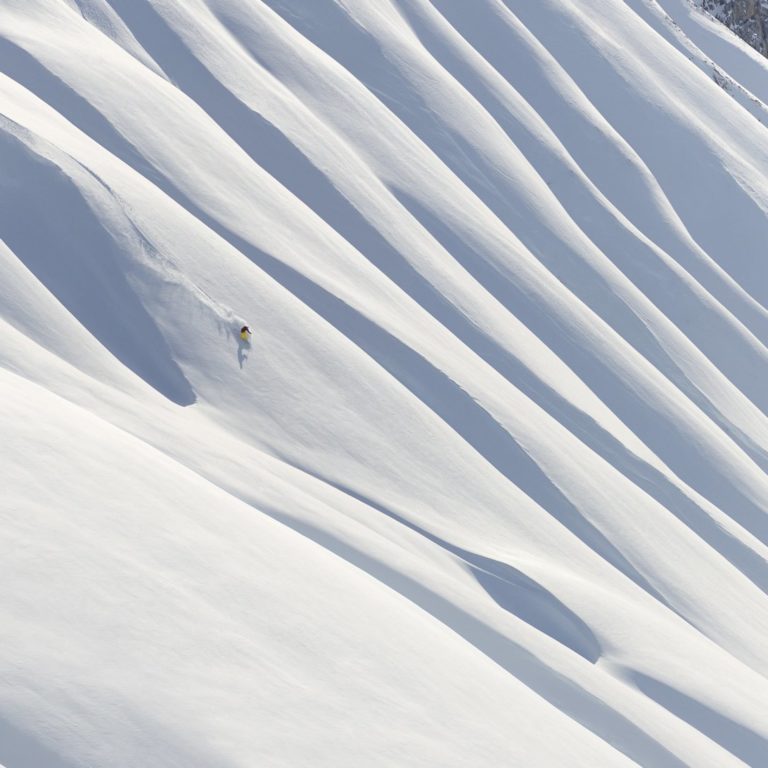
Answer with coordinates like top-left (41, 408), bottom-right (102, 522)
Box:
top-left (2, 1), bottom-right (768, 766)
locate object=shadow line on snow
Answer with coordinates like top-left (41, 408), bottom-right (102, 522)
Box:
top-left (292, 474), bottom-right (602, 664)
top-left (630, 672), bottom-right (768, 766)
top-left (0, 125), bottom-right (195, 406)
top-left (0, 714), bottom-right (79, 768)
top-left (0, 38), bottom-right (160, 183)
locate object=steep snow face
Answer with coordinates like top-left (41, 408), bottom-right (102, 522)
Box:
top-left (1, 1), bottom-right (768, 766)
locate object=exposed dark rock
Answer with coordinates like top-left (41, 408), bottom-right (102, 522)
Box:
top-left (702, 1), bottom-right (768, 55)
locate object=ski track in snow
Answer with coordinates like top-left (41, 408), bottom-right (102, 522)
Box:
top-left (1, 0), bottom-right (768, 766)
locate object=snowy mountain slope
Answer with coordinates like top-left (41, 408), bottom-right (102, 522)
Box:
top-left (1, 0), bottom-right (768, 766)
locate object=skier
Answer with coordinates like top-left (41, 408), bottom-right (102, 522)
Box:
top-left (240, 325), bottom-right (252, 342)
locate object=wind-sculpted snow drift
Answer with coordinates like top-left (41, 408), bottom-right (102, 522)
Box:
top-left (1, 1), bottom-right (768, 766)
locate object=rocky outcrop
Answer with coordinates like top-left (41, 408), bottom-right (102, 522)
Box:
top-left (702, 0), bottom-right (768, 55)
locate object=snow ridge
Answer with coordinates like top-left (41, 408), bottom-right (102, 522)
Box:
top-left (1, 1), bottom-right (767, 766)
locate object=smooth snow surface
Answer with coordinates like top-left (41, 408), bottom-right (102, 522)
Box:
top-left (1, 1), bottom-right (768, 766)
